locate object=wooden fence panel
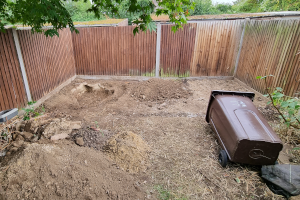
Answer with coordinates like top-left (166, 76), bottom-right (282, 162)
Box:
top-left (0, 29), bottom-right (27, 111)
top-left (236, 19), bottom-right (300, 97)
top-left (17, 29), bottom-right (76, 101)
top-left (191, 20), bottom-right (244, 77)
top-left (160, 24), bottom-right (197, 77)
top-left (72, 26), bottom-right (157, 76)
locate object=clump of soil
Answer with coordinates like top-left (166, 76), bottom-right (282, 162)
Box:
top-left (0, 143), bottom-right (146, 200)
top-left (71, 127), bottom-right (114, 150)
top-left (103, 131), bottom-right (150, 173)
top-left (130, 79), bottom-right (191, 103)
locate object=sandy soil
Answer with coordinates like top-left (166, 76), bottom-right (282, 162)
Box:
top-left (0, 78), bottom-right (289, 200)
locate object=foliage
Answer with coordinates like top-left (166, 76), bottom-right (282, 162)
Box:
top-left (0, 0), bottom-right (79, 37)
top-left (0, 0), bottom-right (194, 36)
top-left (233, 0), bottom-right (300, 13)
top-left (185, 0), bottom-right (216, 15)
top-left (215, 3), bottom-right (234, 13)
top-left (22, 101), bottom-right (45, 121)
top-left (256, 75), bottom-right (300, 129)
top-left (1, 0), bottom-right (298, 37)
top-left (64, 0), bottom-right (102, 22)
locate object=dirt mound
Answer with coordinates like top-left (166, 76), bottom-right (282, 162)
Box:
top-left (44, 94), bottom-right (79, 110)
top-left (130, 79), bottom-right (191, 103)
top-left (103, 131), bottom-right (150, 173)
top-left (0, 143), bottom-right (146, 200)
top-left (44, 80), bottom-right (126, 115)
top-left (71, 127), bottom-right (115, 150)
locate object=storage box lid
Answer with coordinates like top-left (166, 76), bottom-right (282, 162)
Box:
top-left (205, 90), bottom-right (255, 123)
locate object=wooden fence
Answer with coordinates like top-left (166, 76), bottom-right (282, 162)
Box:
top-left (160, 24), bottom-right (197, 77)
top-left (72, 26), bottom-right (157, 76)
top-left (17, 29), bottom-right (76, 101)
top-left (1, 18), bottom-right (300, 111)
top-left (235, 19), bottom-right (300, 97)
top-left (0, 29), bottom-right (27, 111)
top-left (191, 20), bottom-right (244, 77)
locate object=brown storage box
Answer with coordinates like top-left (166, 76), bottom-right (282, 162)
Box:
top-left (206, 90), bottom-right (283, 166)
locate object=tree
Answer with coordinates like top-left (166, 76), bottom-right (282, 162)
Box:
top-left (0, 0), bottom-right (195, 37)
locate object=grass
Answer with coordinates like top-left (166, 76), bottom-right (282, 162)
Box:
top-left (154, 185), bottom-right (188, 200)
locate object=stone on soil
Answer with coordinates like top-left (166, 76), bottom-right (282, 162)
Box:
top-left (76, 137), bottom-right (84, 146)
top-left (50, 133), bottom-right (69, 141)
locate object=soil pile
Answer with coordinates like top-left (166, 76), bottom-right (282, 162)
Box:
top-left (43, 80), bottom-right (127, 116)
top-left (0, 143), bottom-right (146, 200)
top-left (130, 79), bottom-right (191, 103)
top-left (71, 128), bottom-right (115, 150)
top-left (103, 131), bottom-right (150, 173)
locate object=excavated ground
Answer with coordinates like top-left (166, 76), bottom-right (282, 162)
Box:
top-left (0, 78), bottom-right (292, 200)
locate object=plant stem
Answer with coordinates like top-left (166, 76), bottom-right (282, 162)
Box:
top-left (264, 77), bottom-right (299, 129)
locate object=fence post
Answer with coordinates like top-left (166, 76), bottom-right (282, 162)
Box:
top-left (233, 18), bottom-right (249, 77)
top-left (12, 29), bottom-right (32, 102)
top-left (155, 23), bottom-right (162, 78)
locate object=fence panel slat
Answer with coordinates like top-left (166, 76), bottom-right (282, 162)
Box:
top-left (17, 29), bottom-right (75, 101)
top-left (0, 29), bottom-right (27, 110)
top-left (236, 19), bottom-right (300, 97)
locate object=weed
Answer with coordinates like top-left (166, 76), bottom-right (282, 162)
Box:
top-left (22, 101), bottom-right (45, 121)
top-left (154, 185), bottom-right (188, 200)
top-left (256, 75), bottom-right (300, 129)
top-left (155, 185), bottom-right (172, 200)
top-left (95, 121), bottom-right (99, 129)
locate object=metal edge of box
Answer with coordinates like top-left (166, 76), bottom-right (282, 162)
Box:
top-left (0, 108), bottom-right (18, 123)
top-left (205, 90), bottom-right (255, 123)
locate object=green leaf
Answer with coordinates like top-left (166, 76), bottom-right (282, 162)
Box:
top-left (256, 76), bottom-right (262, 79)
top-left (267, 101), bottom-right (271, 105)
top-left (276, 87), bottom-right (283, 91)
top-left (288, 110), bottom-right (295, 115)
top-left (281, 101), bottom-right (289, 108)
top-left (285, 121), bottom-right (291, 128)
top-left (235, 178), bottom-right (241, 183)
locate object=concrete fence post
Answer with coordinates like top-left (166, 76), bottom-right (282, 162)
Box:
top-left (233, 18), bottom-right (250, 77)
top-left (155, 23), bottom-right (162, 77)
top-left (12, 29), bottom-right (32, 102)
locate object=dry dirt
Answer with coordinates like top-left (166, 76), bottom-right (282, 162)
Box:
top-left (1, 143), bottom-right (146, 200)
top-left (0, 78), bottom-right (293, 200)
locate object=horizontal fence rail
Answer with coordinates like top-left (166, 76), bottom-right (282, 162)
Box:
top-left (72, 26), bottom-right (157, 76)
top-left (235, 19), bottom-right (300, 97)
top-left (0, 29), bottom-right (27, 111)
top-left (17, 29), bottom-right (76, 101)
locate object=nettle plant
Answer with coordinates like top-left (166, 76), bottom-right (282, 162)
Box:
top-left (256, 75), bottom-right (300, 129)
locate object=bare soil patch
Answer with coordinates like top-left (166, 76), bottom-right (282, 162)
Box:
top-left (0, 78), bottom-right (290, 200)
top-left (1, 143), bottom-right (146, 200)
top-left (130, 79), bottom-right (191, 103)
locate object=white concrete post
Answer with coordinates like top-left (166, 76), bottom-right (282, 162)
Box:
top-left (233, 18), bottom-right (249, 77)
top-left (155, 23), bottom-right (162, 77)
top-left (12, 29), bottom-right (32, 102)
